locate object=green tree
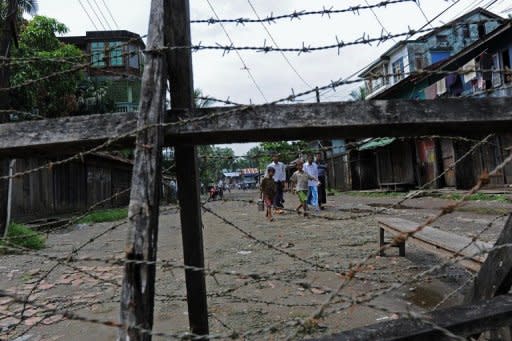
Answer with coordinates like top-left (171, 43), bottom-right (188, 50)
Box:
top-left (349, 86), bottom-right (367, 101)
top-left (198, 145), bottom-right (235, 185)
top-left (9, 16), bottom-right (84, 118)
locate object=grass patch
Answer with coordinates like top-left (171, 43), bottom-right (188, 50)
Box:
top-left (0, 223), bottom-right (46, 253)
top-left (458, 206), bottom-right (511, 215)
top-left (345, 191), bottom-right (404, 198)
top-left (78, 208), bottom-right (128, 224)
top-left (441, 193), bottom-right (512, 203)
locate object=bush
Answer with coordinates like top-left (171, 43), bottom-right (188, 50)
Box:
top-left (78, 208), bottom-right (128, 224)
top-left (0, 223), bottom-right (46, 253)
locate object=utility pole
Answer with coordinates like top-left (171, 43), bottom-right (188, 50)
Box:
top-left (118, 0), bottom-right (166, 340)
top-left (0, 0), bottom-right (19, 237)
top-left (165, 0), bottom-right (209, 336)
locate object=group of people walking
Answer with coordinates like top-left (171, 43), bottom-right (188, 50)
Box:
top-left (260, 152), bottom-right (328, 221)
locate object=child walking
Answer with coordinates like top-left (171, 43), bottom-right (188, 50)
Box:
top-left (290, 160), bottom-right (319, 217)
top-left (260, 167), bottom-right (277, 221)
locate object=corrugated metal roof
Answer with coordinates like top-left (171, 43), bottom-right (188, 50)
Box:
top-left (223, 172), bottom-right (240, 177)
top-left (358, 137), bottom-right (396, 151)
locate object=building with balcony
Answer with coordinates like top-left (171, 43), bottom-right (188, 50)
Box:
top-left (352, 16), bottom-right (512, 190)
top-left (359, 8), bottom-right (503, 99)
top-left (59, 30), bottom-right (145, 113)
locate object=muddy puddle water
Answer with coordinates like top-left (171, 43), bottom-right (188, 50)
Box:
top-left (406, 279), bottom-right (462, 309)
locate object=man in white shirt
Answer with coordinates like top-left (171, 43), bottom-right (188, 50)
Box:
top-left (303, 154), bottom-right (319, 210)
top-left (267, 153), bottom-right (286, 208)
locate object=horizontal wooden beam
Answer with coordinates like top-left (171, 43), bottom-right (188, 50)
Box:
top-left (1, 97), bottom-right (511, 157)
top-left (313, 294), bottom-right (512, 341)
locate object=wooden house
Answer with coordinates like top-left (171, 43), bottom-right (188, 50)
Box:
top-left (59, 30), bottom-right (145, 113)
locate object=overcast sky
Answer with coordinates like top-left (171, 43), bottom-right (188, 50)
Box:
top-left (37, 0), bottom-right (511, 154)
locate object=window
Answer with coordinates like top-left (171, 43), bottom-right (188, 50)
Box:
top-left (436, 35), bottom-right (449, 48)
top-left (478, 23), bottom-right (486, 38)
top-left (392, 58), bottom-right (404, 83)
top-left (91, 42), bottom-right (105, 67)
top-left (502, 49), bottom-right (511, 84)
top-left (462, 24), bottom-right (470, 39)
top-left (414, 53), bottom-right (425, 70)
top-left (110, 41), bottom-right (123, 66)
top-left (492, 53), bottom-right (502, 88)
top-left (128, 45), bottom-right (139, 69)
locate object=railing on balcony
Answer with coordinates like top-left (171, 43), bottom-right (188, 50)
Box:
top-left (115, 102), bottom-right (139, 112)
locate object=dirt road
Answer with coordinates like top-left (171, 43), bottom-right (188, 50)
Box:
top-left (1, 190), bottom-right (510, 340)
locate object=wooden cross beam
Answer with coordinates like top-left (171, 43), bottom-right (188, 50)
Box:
top-left (312, 294), bottom-right (512, 341)
top-left (0, 97), bottom-right (511, 157)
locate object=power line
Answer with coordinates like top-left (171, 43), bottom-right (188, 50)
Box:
top-left (77, 0), bottom-right (99, 30)
top-left (363, 0), bottom-right (397, 43)
top-left (100, 0), bottom-right (120, 29)
top-left (92, 0), bottom-right (113, 30)
top-left (205, 0), bottom-right (268, 102)
top-left (85, 0), bottom-right (107, 30)
top-left (415, 1), bottom-right (435, 29)
top-left (246, 0), bottom-right (312, 89)
top-left (321, 0), bottom-right (464, 101)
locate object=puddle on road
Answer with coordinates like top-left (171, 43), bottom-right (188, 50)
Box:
top-left (406, 285), bottom-right (445, 309)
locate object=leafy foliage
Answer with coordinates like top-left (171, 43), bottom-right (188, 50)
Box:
top-left (245, 141), bottom-right (309, 169)
top-left (349, 86), bottom-right (367, 101)
top-left (0, 223), bottom-right (45, 253)
top-left (198, 145), bottom-right (236, 185)
top-left (78, 208), bottom-right (128, 224)
top-left (9, 16), bottom-right (84, 118)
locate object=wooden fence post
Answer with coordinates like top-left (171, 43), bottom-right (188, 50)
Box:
top-left (465, 214), bottom-right (512, 340)
top-left (165, 0), bottom-right (210, 335)
top-left (0, 0), bottom-right (18, 238)
top-left (118, 0), bottom-right (166, 340)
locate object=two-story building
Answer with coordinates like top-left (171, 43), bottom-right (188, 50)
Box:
top-left (351, 8), bottom-right (512, 188)
top-left (353, 9), bottom-right (512, 190)
top-left (360, 8), bottom-right (503, 99)
top-left (59, 30), bottom-right (145, 113)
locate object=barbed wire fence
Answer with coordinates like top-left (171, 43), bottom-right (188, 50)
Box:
top-left (1, 0), bottom-right (512, 340)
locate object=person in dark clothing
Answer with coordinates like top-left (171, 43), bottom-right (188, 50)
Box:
top-left (316, 153), bottom-right (328, 210)
top-left (260, 167), bottom-right (277, 221)
top-left (266, 153), bottom-right (286, 210)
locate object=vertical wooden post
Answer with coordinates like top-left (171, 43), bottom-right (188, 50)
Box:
top-left (164, 0), bottom-right (209, 336)
top-left (0, 0), bottom-right (18, 238)
top-left (0, 159), bottom-right (8, 237)
top-left (119, 0), bottom-right (166, 340)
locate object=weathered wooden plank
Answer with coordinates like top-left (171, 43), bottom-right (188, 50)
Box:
top-left (465, 214), bottom-right (512, 302)
top-left (1, 97), bottom-right (512, 156)
top-left (311, 294), bottom-right (512, 341)
top-left (118, 0), bottom-right (166, 340)
top-left (464, 214), bottom-right (512, 341)
top-left (165, 0), bottom-right (209, 335)
top-left (379, 217), bottom-right (492, 268)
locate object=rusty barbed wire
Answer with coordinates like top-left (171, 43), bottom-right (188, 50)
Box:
top-left (289, 153), bottom-right (512, 338)
top-left (191, 0), bottom-right (417, 25)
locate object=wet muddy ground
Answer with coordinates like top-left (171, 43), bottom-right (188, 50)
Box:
top-left (1, 190), bottom-right (510, 340)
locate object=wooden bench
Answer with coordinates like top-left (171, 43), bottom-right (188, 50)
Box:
top-left (378, 217), bottom-right (493, 272)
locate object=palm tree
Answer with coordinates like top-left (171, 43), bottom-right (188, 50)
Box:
top-left (193, 89), bottom-right (213, 108)
top-left (17, 0), bottom-right (38, 15)
top-left (349, 86), bottom-right (367, 101)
